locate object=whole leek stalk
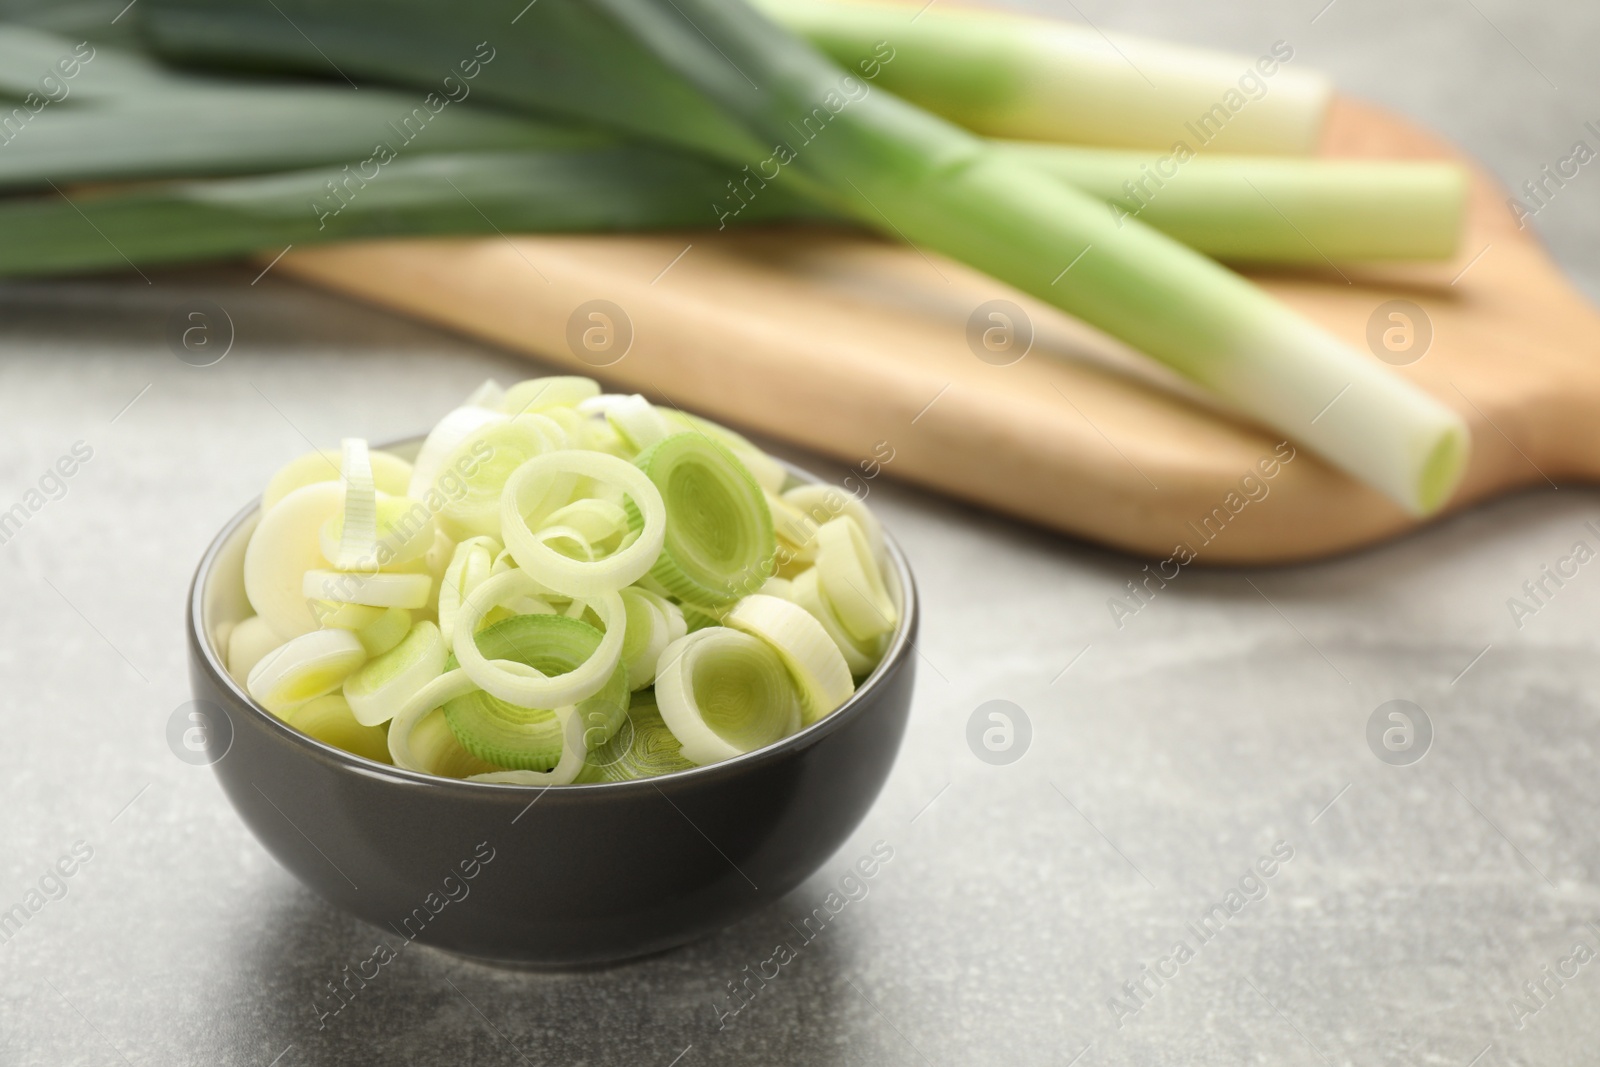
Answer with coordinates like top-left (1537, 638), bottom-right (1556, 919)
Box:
top-left (757, 0), bottom-right (1333, 154)
top-left (0, 88), bottom-right (567, 188)
top-left (140, 0), bottom-right (1467, 513)
top-left (0, 22), bottom-right (165, 98)
top-left (0, 148), bottom-right (819, 275)
top-left (0, 27), bottom-right (1462, 265)
top-left (0, 144), bottom-right (1462, 274)
top-left (1, 1), bottom-right (1331, 154)
top-left (1008, 144), bottom-right (1467, 263)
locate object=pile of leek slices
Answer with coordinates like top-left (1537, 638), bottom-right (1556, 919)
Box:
top-left (225, 377), bottom-right (897, 784)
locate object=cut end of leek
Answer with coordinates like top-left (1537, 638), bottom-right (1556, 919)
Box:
top-left (1225, 318), bottom-right (1473, 516)
top-left (1415, 419), bottom-right (1471, 517)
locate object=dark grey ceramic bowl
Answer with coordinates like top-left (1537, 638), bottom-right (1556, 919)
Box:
top-left (185, 441), bottom-right (917, 966)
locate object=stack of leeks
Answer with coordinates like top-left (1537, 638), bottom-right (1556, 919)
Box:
top-left (0, 0), bottom-right (1470, 514)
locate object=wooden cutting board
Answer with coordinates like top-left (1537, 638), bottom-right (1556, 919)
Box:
top-left (272, 97), bottom-right (1600, 563)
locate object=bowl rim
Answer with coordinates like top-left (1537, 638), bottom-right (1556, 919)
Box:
top-left (188, 439), bottom-right (919, 796)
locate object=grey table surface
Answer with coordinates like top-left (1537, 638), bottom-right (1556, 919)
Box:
top-left (3, 1), bottom-right (1600, 1065)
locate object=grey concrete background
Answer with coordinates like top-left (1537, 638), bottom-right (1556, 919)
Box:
top-left (3, 1), bottom-right (1599, 1065)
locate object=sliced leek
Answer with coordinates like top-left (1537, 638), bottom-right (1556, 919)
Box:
top-left (576, 695), bottom-right (696, 783)
top-left (725, 593), bottom-right (854, 723)
top-left (681, 602), bottom-right (725, 634)
top-left (417, 528), bottom-right (454, 617)
top-left (766, 490), bottom-right (819, 567)
top-left (234, 375), bottom-right (899, 783)
top-left (434, 416), bottom-right (564, 541)
top-left (438, 535), bottom-right (500, 641)
top-left (243, 479), bottom-right (345, 640)
top-left (814, 518), bottom-right (897, 642)
top-left (535, 499), bottom-right (633, 563)
top-left (302, 569), bottom-right (431, 609)
top-left (310, 600), bottom-right (386, 631)
top-left (502, 450), bottom-right (667, 598)
top-left (349, 606), bottom-right (413, 657)
top-left (451, 569), bottom-right (626, 709)
top-left (320, 494), bottom-right (437, 570)
top-left (387, 667), bottom-right (481, 771)
top-left (261, 448), bottom-right (412, 513)
top-left (566, 405), bottom-right (629, 456)
top-left (647, 589), bottom-right (690, 646)
top-left (332, 437), bottom-right (378, 571)
top-left (602, 394), bottom-right (673, 453)
top-left (343, 619), bottom-right (447, 726)
top-left (659, 410), bottom-right (789, 495)
top-left (759, 576), bottom-right (795, 600)
top-left (443, 614), bottom-right (629, 769)
top-left (655, 627), bottom-right (803, 765)
top-left (783, 484), bottom-right (886, 566)
top-left (407, 405), bottom-right (504, 501)
top-left (226, 614), bottom-right (282, 686)
top-left (282, 694), bottom-right (391, 763)
top-left (619, 586), bottom-right (675, 689)
top-left (408, 708), bottom-right (502, 779)
top-left (466, 707), bottom-right (590, 786)
top-left (791, 567), bottom-right (882, 677)
top-left (502, 376), bottom-right (602, 416)
top-left (462, 379), bottom-right (506, 410)
top-left (247, 627), bottom-right (367, 714)
top-left (632, 434), bottom-right (775, 606)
